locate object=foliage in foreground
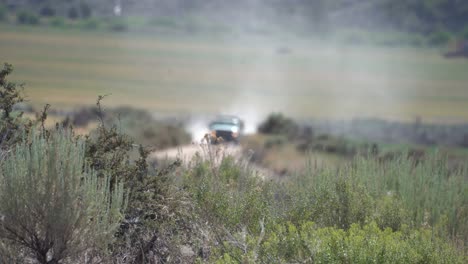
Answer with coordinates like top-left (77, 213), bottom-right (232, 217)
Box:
top-left (0, 128), bottom-right (125, 263)
top-left (0, 63), bottom-right (466, 263)
top-left (182, 149), bottom-right (467, 262)
top-left (216, 222), bottom-right (464, 264)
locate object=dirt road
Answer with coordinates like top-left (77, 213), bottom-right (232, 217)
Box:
top-left (150, 143), bottom-right (271, 179)
top-left (150, 143), bottom-right (242, 163)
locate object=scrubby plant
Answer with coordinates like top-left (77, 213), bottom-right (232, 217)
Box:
top-left (77, 105), bottom-right (191, 149)
top-left (80, 18), bottom-right (100, 30)
top-left (39, 5), bottom-right (56, 17)
top-left (179, 148), bottom-right (282, 262)
top-left (49, 16), bottom-right (66, 28)
top-left (82, 97), bottom-right (200, 263)
top-left (0, 128), bottom-right (126, 263)
top-left (463, 26), bottom-right (468, 39)
top-left (215, 221), bottom-right (466, 263)
top-left (281, 167), bottom-right (374, 229)
top-left (109, 18), bottom-right (128, 32)
top-left (0, 63), bottom-right (23, 120)
top-left (79, 1), bottom-right (93, 19)
top-left (0, 63), bottom-right (31, 153)
top-left (258, 113), bottom-right (298, 137)
top-left (427, 30), bottom-right (452, 46)
top-left (0, 4), bottom-right (6, 22)
top-left (67, 7), bottom-right (79, 20)
top-left (16, 10), bottom-right (39, 25)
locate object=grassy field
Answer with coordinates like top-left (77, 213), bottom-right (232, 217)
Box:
top-left (1, 25), bottom-right (468, 122)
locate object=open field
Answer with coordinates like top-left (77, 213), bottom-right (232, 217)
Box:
top-left (1, 25), bottom-right (468, 122)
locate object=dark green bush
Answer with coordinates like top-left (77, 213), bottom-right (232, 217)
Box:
top-left (0, 5), bottom-right (6, 22)
top-left (0, 63), bottom-right (31, 151)
top-left (16, 10), bottom-right (39, 25)
top-left (258, 113), bottom-right (298, 137)
top-left (375, 194), bottom-right (410, 231)
top-left (462, 26), bottom-right (468, 39)
top-left (184, 155), bottom-right (272, 234)
top-left (109, 18), bottom-right (128, 32)
top-left (107, 106), bottom-right (191, 148)
top-left (80, 17), bottom-right (99, 30)
top-left (148, 16), bottom-right (180, 29)
top-left (79, 1), bottom-right (92, 19)
top-left (67, 6), bottom-right (79, 20)
top-left (0, 128), bottom-right (126, 263)
top-left (215, 222), bottom-right (466, 263)
top-left (39, 5), bottom-right (55, 17)
top-left (427, 30), bottom-right (452, 46)
top-left (49, 16), bottom-right (66, 28)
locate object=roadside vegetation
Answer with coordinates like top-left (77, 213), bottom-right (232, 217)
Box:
top-left (1, 63), bottom-right (467, 263)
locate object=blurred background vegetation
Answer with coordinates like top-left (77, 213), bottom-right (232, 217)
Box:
top-left (1, 0), bottom-right (467, 45)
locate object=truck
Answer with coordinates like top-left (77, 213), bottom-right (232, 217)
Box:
top-left (207, 115), bottom-right (244, 144)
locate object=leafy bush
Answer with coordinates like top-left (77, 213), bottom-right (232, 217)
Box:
top-left (0, 63), bottom-right (31, 152)
top-left (16, 10), bottom-right (39, 25)
top-left (39, 5), bottom-right (55, 17)
top-left (184, 154), bottom-right (272, 233)
top-left (0, 128), bottom-right (126, 263)
top-left (258, 113), bottom-right (298, 137)
top-left (374, 194), bottom-right (410, 231)
top-left (427, 30), bottom-right (452, 46)
top-left (79, 1), bottom-right (92, 19)
top-left (75, 105), bottom-right (191, 149)
top-left (80, 18), bottom-right (100, 30)
top-left (462, 26), bottom-right (468, 39)
top-left (67, 6), bottom-right (79, 20)
top-left (148, 16), bottom-right (180, 29)
top-left (49, 16), bottom-right (66, 28)
top-left (215, 222), bottom-right (466, 263)
top-left (0, 5), bottom-right (6, 22)
top-left (109, 18), bottom-right (128, 32)
top-left (82, 98), bottom-right (199, 263)
top-left (281, 169), bottom-right (374, 228)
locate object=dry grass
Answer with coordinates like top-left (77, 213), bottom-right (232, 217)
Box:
top-left (1, 25), bottom-right (468, 121)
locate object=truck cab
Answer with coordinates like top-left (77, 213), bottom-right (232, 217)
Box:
top-left (208, 115), bottom-right (244, 144)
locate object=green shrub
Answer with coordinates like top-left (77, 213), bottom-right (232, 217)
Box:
top-left (184, 155), bottom-right (272, 234)
top-left (0, 128), bottom-right (126, 263)
top-left (79, 1), bottom-right (92, 19)
top-left (148, 16), bottom-right (180, 29)
top-left (374, 194), bottom-right (410, 231)
top-left (39, 5), bottom-right (55, 17)
top-left (80, 18), bottom-right (100, 30)
top-left (49, 16), bottom-right (66, 28)
top-left (16, 10), bottom-right (39, 25)
top-left (283, 170), bottom-right (374, 228)
top-left (215, 222), bottom-right (466, 263)
top-left (67, 6), bottom-right (79, 20)
top-left (0, 63), bottom-right (30, 151)
top-left (109, 18), bottom-right (128, 32)
top-left (258, 113), bottom-right (298, 137)
top-left (408, 34), bottom-right (425, 47)
top-left (462, 26), bottom-right (468, 39)
top-left (96, 106), bottom-right (191, 149)
top-left (83, 98), bottom-right (200, 263)
top-left (427, 30), bottom-right (452, 46)
top-left (0, 5), bottom-right (6, 22)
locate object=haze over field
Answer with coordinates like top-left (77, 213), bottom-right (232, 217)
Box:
top-left (1, 0), bottom-right (468, 130)
top-left (2, 28), bottom-right (468, 123)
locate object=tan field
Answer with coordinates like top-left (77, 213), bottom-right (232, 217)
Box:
top-left (1, 25), bottom-right (468, 122)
